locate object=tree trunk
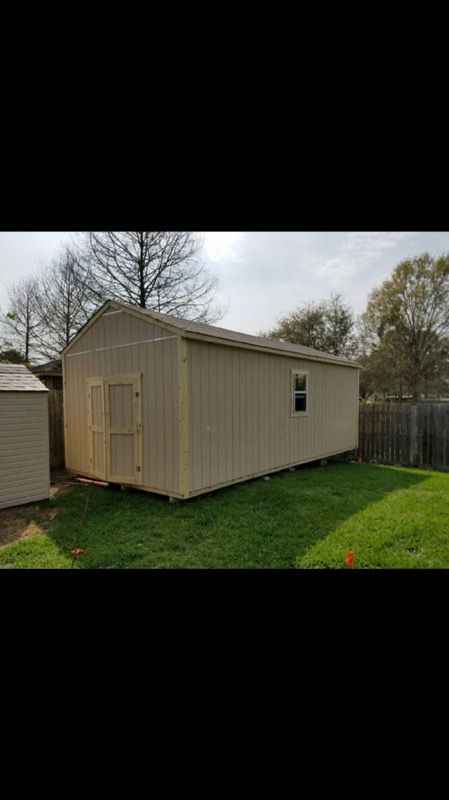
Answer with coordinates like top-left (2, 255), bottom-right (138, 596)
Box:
top-left (139, 233), bottom-right (146, 308)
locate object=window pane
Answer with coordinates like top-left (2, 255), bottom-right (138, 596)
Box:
top-left (295, 393), bottom-right (307, 412)
top-left (294, 373), bottom-right (307, 392)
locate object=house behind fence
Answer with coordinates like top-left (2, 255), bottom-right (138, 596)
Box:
top-left (31, 359), bottom-right (62, 390)
top-left (31, 361), bottom-right (65, 469)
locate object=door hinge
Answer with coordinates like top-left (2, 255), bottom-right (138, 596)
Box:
top-left (135, 391), bottom-right (140, 398)
top-left (136, 466), bottom-right (141, 472)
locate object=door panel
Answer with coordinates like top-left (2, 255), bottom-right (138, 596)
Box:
top-left (109, 384), bottom-right (134, 429)
top-left (110, 433), bottom-right (134, 477)
top-left (92, 431), bottom-right (105, 474)
top-left (87, 379), bottom-right (106, 479)
top-left (104, 374), bottom-right (142, 484)
top-left (91, 385), bottom-right (104, 428)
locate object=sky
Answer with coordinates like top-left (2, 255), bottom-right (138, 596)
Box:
top-left (1, 231), bottom-right (449, 334)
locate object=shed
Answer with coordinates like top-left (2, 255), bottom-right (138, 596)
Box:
top-left (0, 364), bottom-right (50, 509)
top-left (62, 300), bottom-right (360, 500)
top-left (31, 359), bottom-right (63, 390)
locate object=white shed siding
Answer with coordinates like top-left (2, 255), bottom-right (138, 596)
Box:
top-left (0, 392), bottom-right (50, 509)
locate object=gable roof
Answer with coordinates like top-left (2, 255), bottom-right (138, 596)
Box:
top-left (62, 300), bottom-right (360, 368)
top-left (0, 364), bottom-right (48, 392)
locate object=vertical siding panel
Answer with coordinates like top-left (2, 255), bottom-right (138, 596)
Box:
top-left (253, 349), bottom-right (259, 472)
top-left (200, 344), bottom-right (209, 489)
top-left (215, 347), bottom-right (224, 485)
top-left (161, 340), bottom-right (167, 491)
top-left (208, 345), bottom-right (218, 488)
top-left (233, 351), bottom-right (238, 477)
top-left (65, 311), bottom-right (179, 495)
top-left (225, 344), bottom-right (233, 480)
top-left (269, 355), bottom-right (274, 468)
top-left (259, 352), bottom-right (267, 470)
top-left (155, 331), bottom-right (164, 487)
top-left (232, 349), bottom-right (241, 478)
top-left (189, 342), bottom-right (200, 491)
top-left (186, 340), bottom-right (359, 494)
top-left (239, 351), bottom-right (246, 477)
top-left (148, 325), bottom-right (157, 488)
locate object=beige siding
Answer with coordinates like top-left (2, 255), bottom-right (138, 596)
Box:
top-left (63, 304), bottom-right (359, 500)
top-left (0, 393), bottom-right (50, 509)
top-left (187, 341), bottom-right (359, 494)
top-left (63, 309), bottom-right (180, 495)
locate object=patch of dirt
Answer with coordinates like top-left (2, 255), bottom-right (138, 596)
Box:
top-left (50, 471), bottom-right (74, 499)
top-left (0, 506), bottom-right (50, 547)
top-left (0, 472), bottom-right (71, 547)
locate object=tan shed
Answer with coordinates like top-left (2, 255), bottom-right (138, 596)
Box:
top-left (0, 364), bottom-right (50, 510)
top-left (62, 300), bottom-right (360, 500)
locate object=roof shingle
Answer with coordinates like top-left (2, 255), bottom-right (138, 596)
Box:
top-left (116, 301), bottom-right (359, 367)
top-left (0, 364), bottom-right (48, 392)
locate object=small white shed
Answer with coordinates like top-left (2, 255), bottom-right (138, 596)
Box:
top-left (0, 364), bottom-right (50, 510)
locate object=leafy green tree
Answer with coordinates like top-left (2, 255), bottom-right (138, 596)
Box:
top-left (0, 344), bottom-right (28, 364)
top-left (263, 293), bottom-right (357, 358)
top-left (360, 253), bottom-right (449, 399)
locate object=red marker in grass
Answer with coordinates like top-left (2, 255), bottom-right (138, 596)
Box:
top-left (344, 551), bottom-right (356, 568)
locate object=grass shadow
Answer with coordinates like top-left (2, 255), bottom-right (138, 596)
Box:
top-left (0, 462), bottom-right (435, 569)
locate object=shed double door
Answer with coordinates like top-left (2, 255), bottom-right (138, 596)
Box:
top-left (87, 374), bottom-right (142, 484)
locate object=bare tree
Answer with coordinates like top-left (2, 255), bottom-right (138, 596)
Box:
top-left (34, 246), bottom-right (94, 359)
top-left (77, 232), bottom-right (221, 322)
top-left (0, 277), bottom-right (43, 363)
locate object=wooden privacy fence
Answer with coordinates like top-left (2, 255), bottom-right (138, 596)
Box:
top-left (47, 389), bottom-right (64, 469)
top-left (358, 403), bottom-right (449, 469)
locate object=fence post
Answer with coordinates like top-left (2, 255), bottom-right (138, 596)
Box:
top-left (409, 404), bottom-right (418, 467)
top-left (47, 388), bottom-right (65, 470)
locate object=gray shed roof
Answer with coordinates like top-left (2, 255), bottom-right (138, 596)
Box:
top-left (0, 364), bottom-right (48, 392)
top-left (116, 301), bottom-right (359, 367)
top-left (63, 299), bottom-right (360, 368)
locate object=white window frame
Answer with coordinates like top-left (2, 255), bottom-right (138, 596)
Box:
top-left (291, 369), bottom-right (309, 416)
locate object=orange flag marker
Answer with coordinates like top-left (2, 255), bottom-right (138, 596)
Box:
top-left (344, 551), bottom-right (356, 568)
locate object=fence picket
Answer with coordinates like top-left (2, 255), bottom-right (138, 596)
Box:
top-left (358, 402), bottom-right (449, 470)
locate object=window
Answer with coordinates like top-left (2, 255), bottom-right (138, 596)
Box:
top-left (292, 371), bottom-right (308, 413)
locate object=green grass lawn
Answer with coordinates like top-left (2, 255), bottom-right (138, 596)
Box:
top-left (1, 462), bottom-right (449, 568)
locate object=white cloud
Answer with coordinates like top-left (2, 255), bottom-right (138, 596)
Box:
top-left (317, 232), bottom-right (417, 285)
top-left (201, 232), bottom-right (243, 262)
top-left (318, 257), bottom-right (356, 281)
